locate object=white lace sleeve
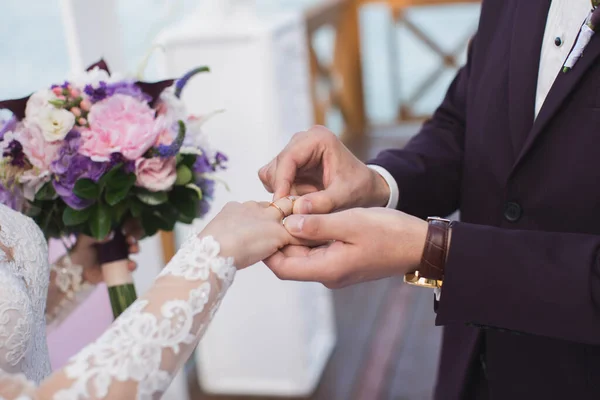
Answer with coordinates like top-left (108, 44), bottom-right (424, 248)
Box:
top-left (0, 234), bottom-right (236, 400)
top-left (0, 261), bottom-right (34, 377)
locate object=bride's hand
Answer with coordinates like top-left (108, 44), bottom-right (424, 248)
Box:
top-left (199, 197), bottom-right (296, 269)
top-left (71, 220), bottom-right (144, 283)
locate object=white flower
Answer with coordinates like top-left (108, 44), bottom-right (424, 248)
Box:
top-left (36, 108), bottom-right (75, 142)
top-left (24, 89), bottom-right (75, 142)
top-left (158, 88), bottom-right (186, 120)
top-left (24, 89), bottom-right (56, 120)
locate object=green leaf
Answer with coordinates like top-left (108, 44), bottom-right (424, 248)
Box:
top-left (170, 186), bottom-right (198, 222)
top-left (74, 179), bottom-right (100, 200)
top-left (35, 183), bottom-right (57, 201)
top-left (98, 163), bottom-right (123, 189)
top-left (25, 204), bottom-right (42, 217)
top-left (62, 206), bottom-right (92, 226)
top-left (175, 165), bottom-right (193, 186)
top-left (141, 212), bottom-right (160, 237)
top-left (179, 154), bottom-right (197, 169)
top-left (105, 173), bottom-right (136, 206)
top-left (107, 170), bottom-right (135, 189)
top-left (48, 99), bottom-right (66, 108)
top-left (90, 203), bottom-right (112, 240)
top-left (156, 204), bottom-right (178, 230)
top-left (136, 190), bottom-right (168, 206)
top-left (113, 200), bottom-right (130, 223)
top-left (130, 199), bottom-right (143, 218)
top-left (151, 209), bottom-right (176, 231)
top-left (177, 214), bottom-right (195, 224)
top-left (185, 183), bottom-right (203, 200)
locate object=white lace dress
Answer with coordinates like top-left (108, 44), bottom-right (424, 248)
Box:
top-left (0, 203), bottom-right (236, 400)
top-left (0, 203), bottom-right (52, 384)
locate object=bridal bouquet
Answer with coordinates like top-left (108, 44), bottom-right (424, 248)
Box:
top-left (0, 60), bottom-right (227, 317)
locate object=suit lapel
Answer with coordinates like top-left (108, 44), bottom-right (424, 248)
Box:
top-left (507, 0), bottom-right (551, 159)
top-left (512, 8), bottom-right (600, 172)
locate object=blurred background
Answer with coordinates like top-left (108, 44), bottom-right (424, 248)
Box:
top-left (0, 0), bottom-right (480, 399)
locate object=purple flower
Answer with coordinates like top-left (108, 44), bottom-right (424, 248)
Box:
top-left (193, 152), bottom-right (213, 174)
top-left (6, 141), bottom-right (25, 167)
top-left (147, 120), bottom-right (186, 159)
top-left (0, 181), bottom-right (22, 211)
top-left (110, 153), bottom-right (135, 174)
top-left (197, 177), bottom-right (215, 217)
top-left (215, 152), bottom-right (228, 169)
top-left (192, 150), bottom-right (227, 218)
top-left (50, 81), bottom-right (70, 90)
top-left (174, 67), bottom-right (210, 98)
top-left (84, 81), bottom-right (151, 103)
top-left (51, 132), bottom-right (108, 209)
top-left (193, 150), bottom-right (228, 174)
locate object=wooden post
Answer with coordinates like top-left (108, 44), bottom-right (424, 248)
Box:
top-left (334, 0), bottom-right (366, 141)
top-left (305, 0), bottom-right (366, 141)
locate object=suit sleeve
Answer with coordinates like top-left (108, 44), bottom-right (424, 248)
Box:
top-left (368, 36), bottom-right (476, 219)
top-left (436, 222), bottom-right (600, 345)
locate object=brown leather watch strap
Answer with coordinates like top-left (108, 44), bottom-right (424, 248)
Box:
top-left (418, 218), bottom-right (451, 281)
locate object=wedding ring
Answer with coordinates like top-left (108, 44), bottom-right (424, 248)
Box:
top-left (286, 195), bottom-right (297, 211)
top-left (269, 202), bottom-right (286, 219)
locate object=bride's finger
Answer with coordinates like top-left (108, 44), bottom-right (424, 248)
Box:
top-left (265, 196), bottom-right (296, 220)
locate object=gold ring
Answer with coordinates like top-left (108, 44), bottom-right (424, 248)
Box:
top-left (286, 195), bottom-right (297, 210)
top-left (269, 202), bottom-right (286, 219)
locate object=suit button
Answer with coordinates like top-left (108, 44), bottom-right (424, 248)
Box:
top-left (504, 202), bottom-right (522, 222)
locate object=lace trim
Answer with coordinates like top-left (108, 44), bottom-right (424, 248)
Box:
top-left (45, 256), bottom-right (95, 328)
top-left (53, 235), bottom-right (235, 400)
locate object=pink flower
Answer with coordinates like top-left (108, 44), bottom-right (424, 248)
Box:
top-left (70, 107), bottom-right (82, 117)
top-left (78, 94), bottom-right (160, 161)
top-left (135, 157), bottom-right (177, 192)
top-left (80, 99), bottom-right (91, 111)
top-left (14, 122), bottom-right (60, 201)
top-left (15, 122), bottom-right (60, 171)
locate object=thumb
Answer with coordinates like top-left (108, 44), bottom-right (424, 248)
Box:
top-left (294, 184), bottom-right (345, 214)
top-left (284, 212), bottom-right (356, 242)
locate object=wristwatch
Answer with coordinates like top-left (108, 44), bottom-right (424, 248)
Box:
top-left (404, 217), bottom-right (452, 289)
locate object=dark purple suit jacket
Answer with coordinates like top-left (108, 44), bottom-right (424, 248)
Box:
top-left (370, 1), bottom-right (600, 399)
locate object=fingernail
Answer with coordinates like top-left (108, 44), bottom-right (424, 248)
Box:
top-left (285, 215), bottom-right (305, 233)
top-left (299, 200), bottom-right (312, 214)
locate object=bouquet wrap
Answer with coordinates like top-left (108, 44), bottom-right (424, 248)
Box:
top-left (96, 230), bottom-right (136, 318)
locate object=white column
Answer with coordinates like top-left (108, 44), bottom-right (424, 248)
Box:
top-left (58, 0), bottom-right (126, 73)
top-left (156, 4), bottom-right (337, 397)
top-left (57, 2), bottom-right (189, 399)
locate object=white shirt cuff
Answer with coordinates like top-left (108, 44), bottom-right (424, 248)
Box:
top-left (367, 165), bottom-right (399, 209)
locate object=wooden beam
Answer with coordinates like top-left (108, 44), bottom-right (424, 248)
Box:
top-left (160, 230), bottom-right (176, 265)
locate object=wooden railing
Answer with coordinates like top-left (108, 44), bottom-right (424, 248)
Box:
top-left (304, 0), bottom-right (479, 128)
top-left (305, 0), bottom-right (367, 142)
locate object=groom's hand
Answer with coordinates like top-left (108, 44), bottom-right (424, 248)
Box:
top-left (259, 126), bottom-right (390, 214)
top-left (264, 208), bottom-right (429, 288)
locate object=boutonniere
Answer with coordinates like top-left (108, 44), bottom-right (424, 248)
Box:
top-left (563, 3), bottom-right (600, 73)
